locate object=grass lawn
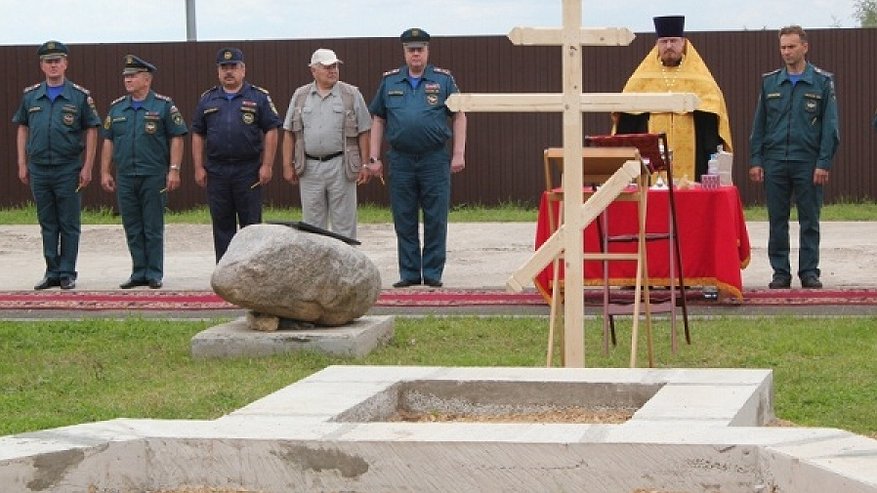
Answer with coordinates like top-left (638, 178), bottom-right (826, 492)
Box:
top-left (1, 202), bottom-right (875, 439)
top-left (1, 315), bottom-right (875, 438)
top-left (2, 201), bottom-right (877, 224)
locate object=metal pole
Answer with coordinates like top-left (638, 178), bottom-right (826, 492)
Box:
top-left (185, 0), bottom-right (197, 41)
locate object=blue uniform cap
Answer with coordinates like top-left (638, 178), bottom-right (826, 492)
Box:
top-left (122, 54), bottom-right (157, 75)
top-left (216, 47), bottom-right (244, 65)
top-left (37, 40), bottom-right (68, 60)
top-left (401, 28), bottom-right (430, 47)
top-left (654, 15), bottom-right (685, 38)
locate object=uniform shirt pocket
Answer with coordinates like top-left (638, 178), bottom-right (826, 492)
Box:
top-left (803, 93), bottom-right (822, 114)
top-left (300, 106), bottom-right (314, 128)
top-left (385, 90), bottom-right (405, 109)
top-left (344, 109), bottom-right (358, 135)
top-left (60, 105), bottom-right (82, 131)
top-left (143, 115), bottom-right (163, 136)
top-left (290, 107), bottom-right (304, 132)
top-left (109, 116), bottom-right (128, 135)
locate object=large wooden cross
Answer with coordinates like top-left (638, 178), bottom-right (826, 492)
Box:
top-left (445, 0), bottom-right (699, 367)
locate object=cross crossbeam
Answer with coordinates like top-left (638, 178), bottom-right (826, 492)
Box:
top-left (445, 0), bottom-right (699, 367)
top-left (507, 26), bottom-right (635, 46)
top-left (445, 93), bottom-right (699, 113)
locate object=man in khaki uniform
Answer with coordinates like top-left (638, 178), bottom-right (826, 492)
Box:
top-left (282, 48), bottom-right (372, 240)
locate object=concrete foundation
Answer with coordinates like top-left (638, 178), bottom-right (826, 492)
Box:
top-left (1, 366), bottom-right (875, 492)
top-left (190, 315), bottom-right (394, 359)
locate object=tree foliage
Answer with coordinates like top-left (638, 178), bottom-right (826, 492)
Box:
top-left (854, 0), bottom-right (877, 27)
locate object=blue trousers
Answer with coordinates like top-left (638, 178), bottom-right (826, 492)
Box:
top-left (763, 158), bottom-right (823, 280)
top-left (206, 162), bottom-right (263, 262)
top-left (29, 162), bottom-right (82, 280)
top-left (117, 174), bottom-right (167, 282)
top-left (387, 147), bottom-right (451, 283)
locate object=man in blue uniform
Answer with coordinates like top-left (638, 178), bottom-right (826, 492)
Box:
top-left (192, 48), bottom-right (281, 262)
top-left (368, 28), bottom-right (468, 288)
top-left (101, 55), bottom-right (188, 289)
top-left (13, 40), bottom-right (101, 290)
top-left (749, 25), bottom-right (839, 289)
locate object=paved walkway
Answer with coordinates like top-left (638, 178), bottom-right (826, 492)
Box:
top-left (1, 221), bottom-right (875, 292)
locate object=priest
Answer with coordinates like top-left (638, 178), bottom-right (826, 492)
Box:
top-left (614, 15), bottom-right (733, 181)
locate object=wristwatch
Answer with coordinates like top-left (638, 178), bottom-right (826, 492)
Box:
top-left (368, 157), bottom-right (379, 164)
top-left (169, 164), bottom-right (181, 171)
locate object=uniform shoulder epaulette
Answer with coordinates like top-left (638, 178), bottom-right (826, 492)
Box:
top-left (761, 68), bottom-right (782, 78)
top-left (251, 84), bottom-right (270, 95)
top-left (433, 66), bottom-right (452, 75)
top-left (382, 68), bottom-right (401, 77)
top-left (70, 82), bottom-right (91, 95)
top-left (23, 83), bottom-right (41, 93)
top-left (812, 66), bottom-right (834, 79)
top-left (110, 95), bottom-right (126, 106)
top-left (154, 92), bottom-right (173, 102)
top-left (199, 86), bottom-right (218, 99)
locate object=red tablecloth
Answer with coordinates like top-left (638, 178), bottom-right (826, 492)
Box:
top-left (534, 185), bottom-right (751, 301)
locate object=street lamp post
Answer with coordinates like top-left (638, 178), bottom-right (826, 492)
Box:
top-left (186, 0), bottom-right (197, 41)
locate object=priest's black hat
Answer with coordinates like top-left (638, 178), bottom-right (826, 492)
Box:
top-left (654, 15), bottom-right (685, 38)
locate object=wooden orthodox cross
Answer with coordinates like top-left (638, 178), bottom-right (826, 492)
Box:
top-left (445, 0), bottom-right (698, 367)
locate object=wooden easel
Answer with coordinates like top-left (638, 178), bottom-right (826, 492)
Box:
top-left (542, 147), bottom-right (656, 367)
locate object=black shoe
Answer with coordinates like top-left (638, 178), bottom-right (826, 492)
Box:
top-left (59, 278), bottom-right (76, 290)
top-left (34, 276), bottom-right (61, 290)
top-left (120, 278), bottom-right (148, 289)
top-left (424, 279), bottom-right (443, 287)
top-left (392, 279), bottom-right (421, 288)
top-left (768, 276), bottom-right (791, 289)
top-left (801, 276), bottom-right (823, 289)
top-left (148, 279), bottom-right (163, 289)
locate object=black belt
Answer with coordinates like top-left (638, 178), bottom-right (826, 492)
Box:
top-left (305, 151), bottom-right (343, 162)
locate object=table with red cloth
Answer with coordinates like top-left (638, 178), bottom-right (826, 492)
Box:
top-left (534, 185), bottom-right (751, 301)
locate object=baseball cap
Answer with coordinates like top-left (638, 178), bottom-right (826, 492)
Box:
top-left (309, 48), bottom-right (343, 67)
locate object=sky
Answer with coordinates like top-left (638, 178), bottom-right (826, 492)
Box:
top-left (0, 0), bottom-right (859, 46)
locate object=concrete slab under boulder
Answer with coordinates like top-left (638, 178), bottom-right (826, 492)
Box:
top-left (1, 367), bottom-right (875, 492)
top-left (190, 315), bottom-right (394, 359)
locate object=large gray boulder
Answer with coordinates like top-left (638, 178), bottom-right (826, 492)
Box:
top-left (211, 224), bottom-right (381, 326)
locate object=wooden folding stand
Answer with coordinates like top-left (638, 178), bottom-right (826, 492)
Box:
top-left (542, 146), bottom-right (656, 368)
top-left (585, 133), bottom-right (691, 353)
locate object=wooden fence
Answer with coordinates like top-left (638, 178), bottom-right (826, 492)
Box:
top-left (2, 28), bottom-right (875, 211)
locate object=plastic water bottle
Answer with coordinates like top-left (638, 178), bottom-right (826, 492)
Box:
top-left (707, 153), bottom-right (719, 175)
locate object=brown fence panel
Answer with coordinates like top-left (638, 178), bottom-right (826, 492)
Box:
top-left (2, 29), bottom-right (875, 211)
